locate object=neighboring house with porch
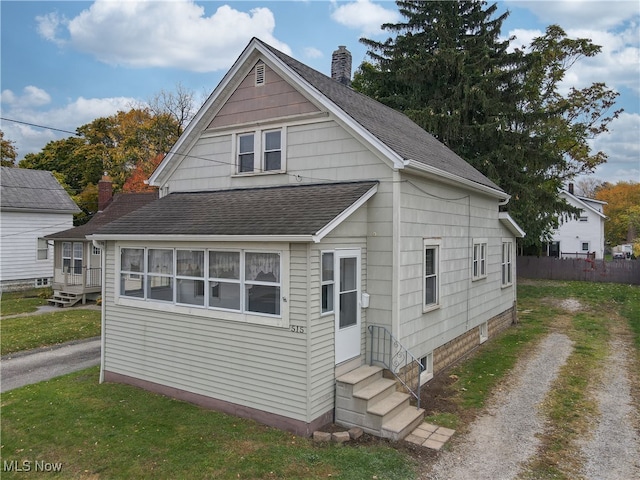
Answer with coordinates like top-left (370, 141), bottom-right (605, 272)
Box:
top-left (46, 175), bottom-right (158, 306)
top-left (0, 167), bottom-right (80, 291)
top-left (89, 39), bottom-right (525, 439)
top-left (546, 184), bottom-right (607, 259)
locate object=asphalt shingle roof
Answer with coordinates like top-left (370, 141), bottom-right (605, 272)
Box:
top-left (0, 167), bottom-right (80, 213)
top-left (94, 182), bottom-right (377, 237)
top-left (47, 191), bottom-right (158, 239)
top-left (259, 40), bottom-right (502, 192)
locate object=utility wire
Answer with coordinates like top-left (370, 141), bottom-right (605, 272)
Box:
top-left (0, 117), bottom-right (79, 136)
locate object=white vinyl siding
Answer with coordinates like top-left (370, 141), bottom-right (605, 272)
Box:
top-left (104, 241), bottom-right (305, 421)
top-left (398, 178), bottom-right (517, 357)
top-left (0, 211), bottom-right (73, 286)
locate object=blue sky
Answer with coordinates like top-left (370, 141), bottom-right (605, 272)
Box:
top-left (2, 0), bottom-right (638, 186)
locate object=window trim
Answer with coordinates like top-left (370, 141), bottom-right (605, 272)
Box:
top-left (423, 239), bottom-right (441, 313)
top-left (320, 251), bottom-right (335, 315)
top-left (472, 239), bottom-right (488, 281)
top-left (233, 127), bottom-right (286, 175)
top-left (37, 238), bottom-right (49, 261)
top-left (117, 243), bottom-right (289, 328)
top-left (501, 239), bottom-right (513, 287)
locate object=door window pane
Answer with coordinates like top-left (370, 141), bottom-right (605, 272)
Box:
top-left (339, 291), bottom-right (357, 328)
top-left (340, 257), bottom-right (357, 291)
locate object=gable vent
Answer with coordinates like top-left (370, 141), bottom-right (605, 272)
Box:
top-left (255, 63), bottom-right (266, 86)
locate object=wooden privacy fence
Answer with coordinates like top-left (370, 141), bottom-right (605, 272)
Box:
top-left (517, 257), bottom-right (640, 285)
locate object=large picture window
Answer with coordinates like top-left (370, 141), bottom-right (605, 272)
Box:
top-left (236, 129), bottom-right (283, 174)
top-left (424, 240), bottom-right (440, 311)
top-left (120, 247), bottom-right (282, 318)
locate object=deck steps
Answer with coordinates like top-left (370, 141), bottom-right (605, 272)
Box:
top-left (47, 291), bottom-right (83, 308)
top-left (335, 365), bottom-right (424, 441)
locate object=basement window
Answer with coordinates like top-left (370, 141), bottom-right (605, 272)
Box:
top-left (420, 353), bottom-right (433, 383)
top-left (479, 322), bottom-right (488, 344)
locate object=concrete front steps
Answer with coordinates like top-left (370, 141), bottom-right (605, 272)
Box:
top-left (47, 291), bottom-right (82, 308)
top-left (335, 365), bottom-right (425, 441)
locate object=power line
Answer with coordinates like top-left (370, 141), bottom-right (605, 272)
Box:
top-left (0, 117), bottom-right (79, 136)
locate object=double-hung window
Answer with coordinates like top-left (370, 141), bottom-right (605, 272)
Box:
top-left (424, 239), bottom-right (440, 311)
top-left (37, 238), bottom-right (48, 260)
top-left (472, 240), bottom-right (487, 280)
top-left (236, 129), bottom-right (283, 174)
top-left (62, 242), bottom-right (83, 274)
top-left (321, 252), bottom-right (334, 314)
top-left (501, 241), bottom-right (513, 286)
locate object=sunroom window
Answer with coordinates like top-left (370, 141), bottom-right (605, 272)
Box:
top-left (120, 247), bottom-right (282, 318)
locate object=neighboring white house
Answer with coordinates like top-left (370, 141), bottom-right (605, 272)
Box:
top-left (547, 184), bottom-right (607, 259)
top-left (89, 39), bottom-right (525, 438)
top-left (0, 167), bottom-right (80, 290)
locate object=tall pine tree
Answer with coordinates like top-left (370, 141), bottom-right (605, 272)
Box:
top-left (354, 0), bottom-right (620, 250)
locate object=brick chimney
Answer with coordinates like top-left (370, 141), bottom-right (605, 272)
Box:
top-left (98, 173), bottom-right (113, 211)
top-left (331, 46), bottom-right (352, 86)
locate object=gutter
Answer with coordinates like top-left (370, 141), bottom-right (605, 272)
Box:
top-left (403, 159), bottom-right (510, 201)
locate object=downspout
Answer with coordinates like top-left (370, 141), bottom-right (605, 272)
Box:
top-left (392, 171), bottom-right (402, 337)
top-left (92, 239), bottom-right (107, 383)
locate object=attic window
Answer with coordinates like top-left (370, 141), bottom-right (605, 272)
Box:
top-left (255, 63), bottom-right (266, 86)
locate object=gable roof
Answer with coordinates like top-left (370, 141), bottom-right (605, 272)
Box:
top-left (90, 181), bottom-right (378, 243)
top-left (47, 191), bottom-right (159, 240)
top-left (561, 190), bottom-right (607, 220)
top-left (150, 38), bottom-right (506, 199)
top-left (0, 167), bottom-right (80, 214)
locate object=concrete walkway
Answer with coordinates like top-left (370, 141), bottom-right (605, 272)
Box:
top-left (1, 337), bottom-right (101, 392)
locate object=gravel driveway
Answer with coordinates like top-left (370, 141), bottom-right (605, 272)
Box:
top-left (421, 301), bottom-right (640, 480)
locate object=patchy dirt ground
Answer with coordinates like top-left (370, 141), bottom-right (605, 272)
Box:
top-left (320, 295), bottom-right (640, 479)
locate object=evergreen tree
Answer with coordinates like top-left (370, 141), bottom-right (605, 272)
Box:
top-left (354, 1), bottom-right (620, 250)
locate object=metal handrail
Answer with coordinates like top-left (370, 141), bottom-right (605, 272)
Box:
top-left (368, 325), bottom-right (424, 409)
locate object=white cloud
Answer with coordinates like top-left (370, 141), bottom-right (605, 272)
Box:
top-left (587, 111), bottom-right (640, 183)
top-left (303, 47), bottom-right (323, 59)
top-left (37, 0), bottom-right (291, 72)
top-left (1, 86), bottom-right (51, 107)
top-left (507, 0), bottom-right (639, 30)
top-left (331, 0), bottom-right (400, 36)
top-left (1, 92), bottom-right (135, 160)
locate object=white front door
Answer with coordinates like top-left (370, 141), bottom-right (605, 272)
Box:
top-left (335, 249), bottom-right (361, 364)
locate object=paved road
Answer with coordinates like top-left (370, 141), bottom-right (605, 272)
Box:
top-left (1, 338), bottom-right (101, 393)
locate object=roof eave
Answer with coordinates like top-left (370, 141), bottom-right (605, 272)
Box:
top-left (404, 159), bottom-right (509, 201)
top-left (88, 234), bottom-right (317, 243)
top-left (312, 183), bottom-right (378, 242)
top-left (499, 212), bottom-right (526, 238)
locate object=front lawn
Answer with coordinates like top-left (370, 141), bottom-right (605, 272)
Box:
top-left (1, 366), bottom-right (416, 479)
top-left (1, 310), bottom-right (101, 355)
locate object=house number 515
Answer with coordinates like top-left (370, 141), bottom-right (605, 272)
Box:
top-left (290, 326), bottom-right (305, 334)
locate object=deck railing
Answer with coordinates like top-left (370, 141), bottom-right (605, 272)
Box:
top-left (368, 325), bottom-right (424, 409)
top-left (53, 267), bottom-right (102, 289)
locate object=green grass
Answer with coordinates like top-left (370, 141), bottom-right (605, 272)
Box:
top-left (1, 310), bottom-right (101, 355)
top-left (0, 289), bottom-right (49, 316)
top-left (1, 367), bottom-right (416, 480)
